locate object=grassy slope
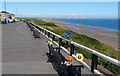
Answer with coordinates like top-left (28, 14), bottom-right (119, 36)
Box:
top-left (33, 19), bottom-right (120, 60)
top-left (21, 18), bottom-right (120, 74)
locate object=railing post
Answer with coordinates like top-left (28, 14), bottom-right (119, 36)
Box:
top-left (70, 44), bottom-right (74, 56)
top-left (40, 29), bottom-right (42, 32)
top-left (48, 32), bottom-right (50, 37)
top-left (58, 38), bottom-right (62, 52)
top-left (39, 28), bottom-right (41, 32)
top-left (52, 35), bottom-right (55, 41)
top-left (43, 30), bottom-right (45, 34)
top-left (59, 38), bottom-right (62, 46)
top-left (91, 54), bottom-right (98, 73)
top-left (42, 29), bottom-right (44, 33)
top-left (26, 22), bottom-right (29, 26)
top-left (41, 29), bottom-right (43, 33)
top-left (40, 28), bottom-right (42, 32)
top-left (45, 30), bottom-right (47, 35)
top-left (65, 41), bottom-right (69, 48)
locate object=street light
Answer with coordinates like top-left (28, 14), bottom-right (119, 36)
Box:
top-left (4, 0), bottom-right (7, 24)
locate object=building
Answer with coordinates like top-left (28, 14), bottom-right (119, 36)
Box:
top-left (0, 11), bottom-right (15, 22)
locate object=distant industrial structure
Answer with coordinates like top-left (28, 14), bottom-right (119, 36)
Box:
top-left (0, 11), bottom-right (15, 22)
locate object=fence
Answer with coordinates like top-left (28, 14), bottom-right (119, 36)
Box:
top-left (26, 21), bottom-right (120, 75)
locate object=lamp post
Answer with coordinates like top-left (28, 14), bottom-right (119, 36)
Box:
top-left (4, 0), bottom-right (7, 24)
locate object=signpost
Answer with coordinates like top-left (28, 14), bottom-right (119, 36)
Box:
top-left (62, 30), bottom-right (72, 39)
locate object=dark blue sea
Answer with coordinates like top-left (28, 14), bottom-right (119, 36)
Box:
top-left (54, 19), bottom-right (118, 31)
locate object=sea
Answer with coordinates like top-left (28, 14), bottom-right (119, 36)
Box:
top-left (54, 19), bottom-right (118, 32)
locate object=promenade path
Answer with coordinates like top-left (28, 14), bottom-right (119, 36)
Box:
top-left (2, 22), bottom-right (92, 75)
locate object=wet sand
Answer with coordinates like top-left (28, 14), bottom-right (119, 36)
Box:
top-left (46, 19), bottom-right (119, 51)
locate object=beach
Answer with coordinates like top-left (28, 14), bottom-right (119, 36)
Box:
top-left (46, 19), bottom-right (119, 51)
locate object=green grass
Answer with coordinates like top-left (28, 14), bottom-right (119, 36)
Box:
top-left (16, 17), bottom-right (38, 21)
top-left (19, 17), bottom-right (120, 74)
top-left (69, 32), bottom-right (120, 60)
top-left (34, 21), bottom-right (58, 27)
top-left (98, 58), bottom-right (120, 74)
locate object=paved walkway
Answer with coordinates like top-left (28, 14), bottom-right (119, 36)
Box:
top-left (2, 22), bottom-right (92, 75)
top-left (2, 22), bottom-right (57, 74)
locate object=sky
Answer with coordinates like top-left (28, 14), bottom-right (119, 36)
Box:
top-left (0, 2), bottom-right (118, 18)
top-left (1, 0), bottom-right (120, 2)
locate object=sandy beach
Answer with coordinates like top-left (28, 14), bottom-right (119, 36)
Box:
top-left (46, 19), bottom-right (119, 51)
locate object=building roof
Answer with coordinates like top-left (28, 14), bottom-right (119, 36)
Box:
top-left (10, 14), bottom-right (15, 15)
top-left (0, 11), bottom-right (9, 14)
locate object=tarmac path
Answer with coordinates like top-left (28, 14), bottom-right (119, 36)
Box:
top-left (2, 21), bottom-right (92, 75)
top-left (2, 22), bottom-right (57, 74)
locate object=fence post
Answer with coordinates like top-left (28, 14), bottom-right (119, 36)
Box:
top-left (58, 38), bottom-right (62, 52)
top-left (39, 28), bottom-right (41, 32)
top-left (45, 31), bottom-right (47, 35)
top-left (70, 44), bottom-right (74, 56)
top-left (59, 38), bottom-right (62, 46)
top-left (48, 32), bottom-right (50, 37)
top-left (43, 30), bottom-right (45, 34)
top-left (91, 54), bottom-right (98, 73)
top-left (40, 29), bottom-right (42, 32)
top-left (26, 22), bottom-right (29, 26)
top-left (52, 35), bottom-right (55, 41)
top-left (42, 29), bottom-right (44, 33)
top-left (65, 41), bottom-right (69, 49)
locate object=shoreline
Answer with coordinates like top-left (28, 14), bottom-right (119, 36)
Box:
top-left (54, 19), bottom-right (118, 32)
top-left (46, 18), bottom-right (119, 51)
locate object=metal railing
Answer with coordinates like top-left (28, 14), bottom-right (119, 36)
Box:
top-left (26, 21), bottom-right (120, 75)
